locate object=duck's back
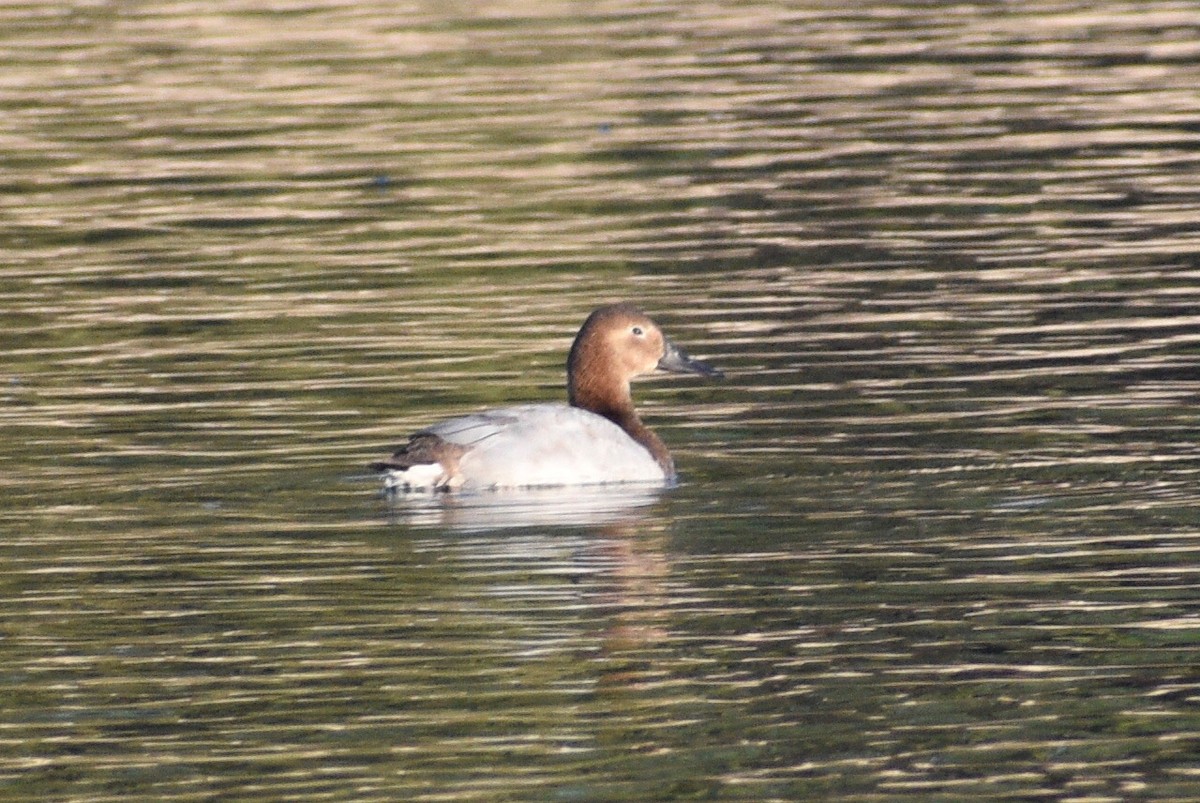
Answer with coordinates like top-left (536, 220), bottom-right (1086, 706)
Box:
top-left (424, 403), bottom-right (666, 489)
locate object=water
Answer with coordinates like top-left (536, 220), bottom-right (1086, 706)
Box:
top-left (4, 1), bottom-right (1200, 799)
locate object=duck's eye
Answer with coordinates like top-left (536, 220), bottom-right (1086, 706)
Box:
top-left (631, 326), bottom-right (644, 336)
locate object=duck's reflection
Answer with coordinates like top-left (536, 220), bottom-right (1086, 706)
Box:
top-left (383, 483), bottom-right (666, 532)
top-left (383, 482), bottom-right (682, 658)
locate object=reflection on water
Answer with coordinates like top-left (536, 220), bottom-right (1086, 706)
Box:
top-left (384, 483), bottom-right (667, 531)
top-left (4, 0), bottom-right (1200, 799)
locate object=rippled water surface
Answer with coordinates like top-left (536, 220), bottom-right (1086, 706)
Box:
top-left (5, 1), bottom-right (1200, 799)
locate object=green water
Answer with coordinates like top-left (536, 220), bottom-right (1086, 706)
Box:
top-left (4, 1), bottom-right (1200, 799)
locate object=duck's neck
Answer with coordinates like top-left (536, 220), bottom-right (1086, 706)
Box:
top-left (616, 410), bottom-right (675, 479)
top-left (569, 375), bottom-right (675, 478)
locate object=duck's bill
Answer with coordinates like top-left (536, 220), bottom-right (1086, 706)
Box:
top-left (658, 338), bottom-right (723, 378)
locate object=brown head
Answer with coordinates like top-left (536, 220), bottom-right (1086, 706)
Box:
top-left (566, 303), bottom-right (720, 474)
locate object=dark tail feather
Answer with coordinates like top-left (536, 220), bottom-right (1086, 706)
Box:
top-left (370, 457), bottom-right (409, 472)
top-left (369, 433), bottom-right (459, 473)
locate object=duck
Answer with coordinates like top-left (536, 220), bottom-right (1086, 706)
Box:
top-left (372, 303), bottom-right (721, 492)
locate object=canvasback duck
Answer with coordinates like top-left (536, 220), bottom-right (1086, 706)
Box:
top-left (372, 303), bottom-right (721, 491)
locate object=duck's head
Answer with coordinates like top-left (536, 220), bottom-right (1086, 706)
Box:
top-left (567, 303), bottom-right (721, 412)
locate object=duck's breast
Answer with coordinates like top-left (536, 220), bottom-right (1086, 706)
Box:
top-left (427, 403), bottom-right (666, 489)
